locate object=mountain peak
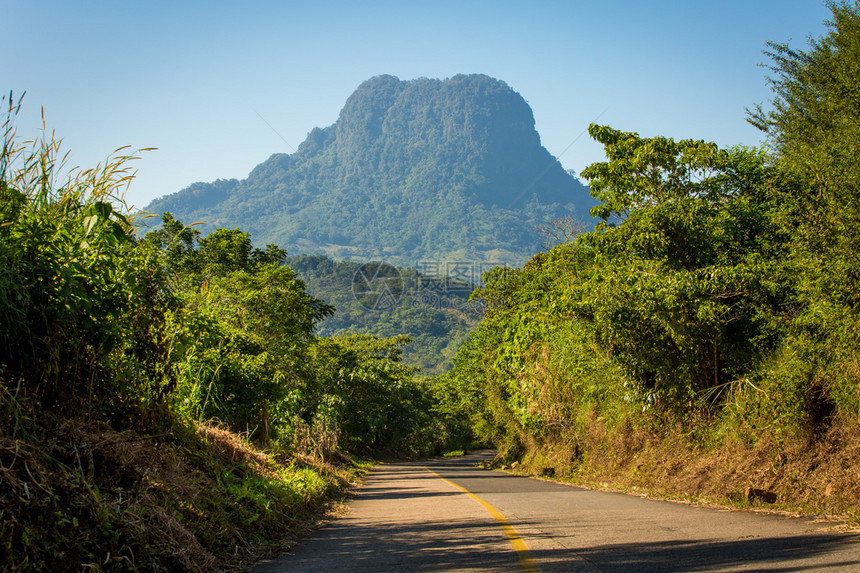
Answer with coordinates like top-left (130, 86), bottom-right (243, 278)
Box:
top-left (143, 75), bottom-right (594, 266)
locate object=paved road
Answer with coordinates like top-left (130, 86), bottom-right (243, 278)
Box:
top-left (254, 451), bottom-right (860, 572)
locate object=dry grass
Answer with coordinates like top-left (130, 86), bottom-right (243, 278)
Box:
top-left (196, 421), bottom-right (278, 479)
top-left (0, 414), bottom-right (358, 571)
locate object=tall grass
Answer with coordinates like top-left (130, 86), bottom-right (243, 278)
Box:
top-left (0, 93), bottom-right (161, 423)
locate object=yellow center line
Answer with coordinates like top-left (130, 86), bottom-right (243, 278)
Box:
top-left (424, 466), bottom-right (539, 573)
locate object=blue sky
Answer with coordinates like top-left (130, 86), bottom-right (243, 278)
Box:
top-left (5, 1), bottom-right (831, 210)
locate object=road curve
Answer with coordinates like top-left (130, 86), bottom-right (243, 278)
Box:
top-left (254, 450), bottom-right (860, 572)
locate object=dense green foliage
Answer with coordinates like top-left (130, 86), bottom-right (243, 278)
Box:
top-left (0, 102), bottom-right (166, 424)
top-left (130, 212), bottom-right (458, 454)
top-left (747, 0), bottom-right (860, 426)
top-left (0, 97), bottom-right (451, 452)
top-left (143, 74), bottom-right (595, 267)
top-left (445, 2), bottom-right (860, 460)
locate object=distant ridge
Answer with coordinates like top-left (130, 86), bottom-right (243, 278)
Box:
top-left (143, 74), bottom-right (595, 266)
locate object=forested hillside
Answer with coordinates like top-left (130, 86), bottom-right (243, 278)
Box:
top-left (284, 255), bottom-right (484, 373)
top-left (143, 74), bottom-right (594, 267)
top-left (438, 1), bottom-right (860, 516)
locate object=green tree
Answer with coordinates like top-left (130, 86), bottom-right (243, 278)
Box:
top-left (745, 0), bottom-right (860, 426)
top-left (304, 333), bottom-right (433, 454)
top-left (142, 216), bottom-right (334, 439)
top-left (749, 1), bottom-right (860, 299)
top-left (579, 126), bottom-right (789, 408)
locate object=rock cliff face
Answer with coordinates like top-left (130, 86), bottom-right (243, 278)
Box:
top-left (144, 74), bottom-right (594, 266)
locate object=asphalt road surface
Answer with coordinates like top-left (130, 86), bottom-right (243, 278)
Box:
top-left (254, 450), bottom-right (860, 572)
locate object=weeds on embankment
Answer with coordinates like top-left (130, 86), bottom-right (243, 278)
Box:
top-left (493, 412), bottom-right (860, 523)
top-left (0, 392), bottom-right (361, 571)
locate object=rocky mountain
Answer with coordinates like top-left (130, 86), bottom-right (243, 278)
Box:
top-left (143, 74), bottom-right (594, 267)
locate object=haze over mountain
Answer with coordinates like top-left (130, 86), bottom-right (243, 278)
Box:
top-left (144, 74), bottom-right (594, 266)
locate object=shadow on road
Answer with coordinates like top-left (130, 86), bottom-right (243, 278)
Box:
top-left (532, 534), bottom-right (860, 572)
top-left (258, 516), bottom-right (524, 572)
top-left (355, 488), bottom-right (462, 501)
